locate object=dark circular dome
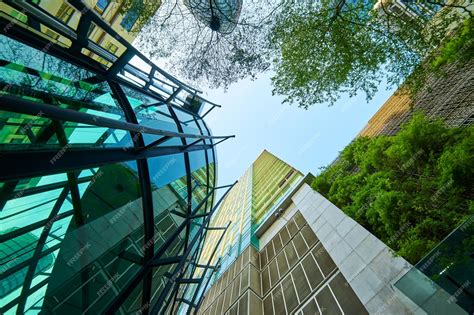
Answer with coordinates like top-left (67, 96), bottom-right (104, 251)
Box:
top-left (184, 0), bottom-right (243, 34)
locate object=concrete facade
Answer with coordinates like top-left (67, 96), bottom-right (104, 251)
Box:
top-left (199, 182), bottom-right (468, 314)
top-left (199, 210), bottom-right (367, 314)
top-left (288, 184), bottom-right (419, 314)
top-left (199, 183), bottom-right (416, 314)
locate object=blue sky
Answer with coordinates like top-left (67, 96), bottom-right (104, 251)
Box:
top-left (201, 71), bottom-right (396, 190)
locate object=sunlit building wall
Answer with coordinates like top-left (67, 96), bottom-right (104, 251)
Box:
top-left (358, 59), bottom-right (474, 138)
top-left (198, 161), bottom-right (469, 315)
top-left (0, 0), bottom-right (160, 67)
top-left (198, 150), bottom-right (303, 287)
top-left (374, 0), bottom-right (441, 20)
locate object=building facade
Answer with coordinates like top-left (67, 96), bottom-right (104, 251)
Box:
top-left (0, 1), bottom-right (230, 314)
top-left (198, 151), bottom-right (303, 286)
top-left (198, 155), bottom-right (469, 314)
top-left (0, 0), bottom-right (161, 67)
top-left (358, 60), bottom-right (474, 137)
top-left (363, 0), bottom-right (474, 138)
top-left (374, 0), bottom-right (441, 20)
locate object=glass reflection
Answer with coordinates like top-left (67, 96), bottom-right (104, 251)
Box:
top-left (0, 2), bottom-right (218, 313)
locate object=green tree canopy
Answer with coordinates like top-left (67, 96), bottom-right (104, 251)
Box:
top-left (269, 0), bottom-right (472, 108)
top-left (312, 113), bottom-right (473, 263)
top-left (133, 0), bottom-right (472, 106)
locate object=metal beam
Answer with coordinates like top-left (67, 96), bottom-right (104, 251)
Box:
top-left (150, 256), bottom-right (183, 266)
top-left (164, 87), bottom-right (183, 104)
top-left (0, 95), bottom-right (231, 141)
top-left (176, 298), bottom-right (197, 308)
top-left (138, 136), bottom-right (172, 152)
top-left (169, 102), bottom-right (194, 315)
top-left (107, 50), bottom-right (134, 78)
top-left (0, 144), bottom-right (212, 182)
top-left (103, 182), bottom-right (236, 314)
top-left (109, 80), bottom-right (155, 315)
top-left (0, 3), bottom-right (221, 111)
top-left (149, 182), bottom-right (237, 314)
top-left (188, 212), bottom-right (213, 220)
top-left (212, 136), bottom-right (235, 147)
top-left (0, 210), bottom-right (74, 244)
top-left (183, 138), bottom-right (204, 150)
top-left (175, 278), bottom-right (201, 284)
top-left (119, 250), bottom-right (145, 265)
top-left (189, 222), bottom-right (232, 313)
top-left (191, 263), bottom-right (218, 270)
top-left (0, 242), bottom-right (64, 281)
top-left (0, 2), bottom-right (230, 313)
top-left (0, 16), bottom-right (106, 76)
top-left (170, 209), bottom-right (188, 218)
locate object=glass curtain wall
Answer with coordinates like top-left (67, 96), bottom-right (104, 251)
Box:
top-left (0, 1), bottom-right (225, 314)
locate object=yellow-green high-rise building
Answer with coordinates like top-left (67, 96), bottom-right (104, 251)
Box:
top-left (199, 150), bottom-right (303, 282)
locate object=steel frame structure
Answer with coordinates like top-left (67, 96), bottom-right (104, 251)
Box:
top-left (0, 1), bottom-right (233, 314)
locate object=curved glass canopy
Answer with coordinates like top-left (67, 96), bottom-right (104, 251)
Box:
top-left (184, 0), bottom-right (243, 34)
top-left (0, 1), bottom-right (233, 314)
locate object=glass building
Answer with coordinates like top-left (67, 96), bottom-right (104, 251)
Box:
top-left (183, 0), bottom-right (243, 34)
top-left (395, 215), bottom-right (474, 314)
top-left (0, 1), bottom-right (233, 314)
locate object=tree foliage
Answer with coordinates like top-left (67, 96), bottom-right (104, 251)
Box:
top-left (132, 0), bottom-right (281, 89)
top-left (269, 0), bottom-right (473, 108)
top-left (431, 17), bottom-right (474, 70)
top-left (312, 113), bottom-right (473, 264)
top-left (131, 0), bottom-right (472, 106)
top-left (118, 0), bottom-right (163, 34)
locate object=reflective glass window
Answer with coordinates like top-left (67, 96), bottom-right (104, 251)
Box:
top-left (1, 161), bottom-right (147, 314)
top-left (120, 85), bottom-right (183, 146)
top-left (0, 36), bottom-right (122, 111)
top-left (173, 108), bottom-right (201, 135)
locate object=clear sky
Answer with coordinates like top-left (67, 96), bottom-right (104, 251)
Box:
top-left (200, 71), bottom-right (396, 192)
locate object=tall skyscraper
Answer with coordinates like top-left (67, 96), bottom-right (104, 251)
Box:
top-left (197, 153), bottom-right (468, 315)
top-left (199, 151), bottom-right (303, 281)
